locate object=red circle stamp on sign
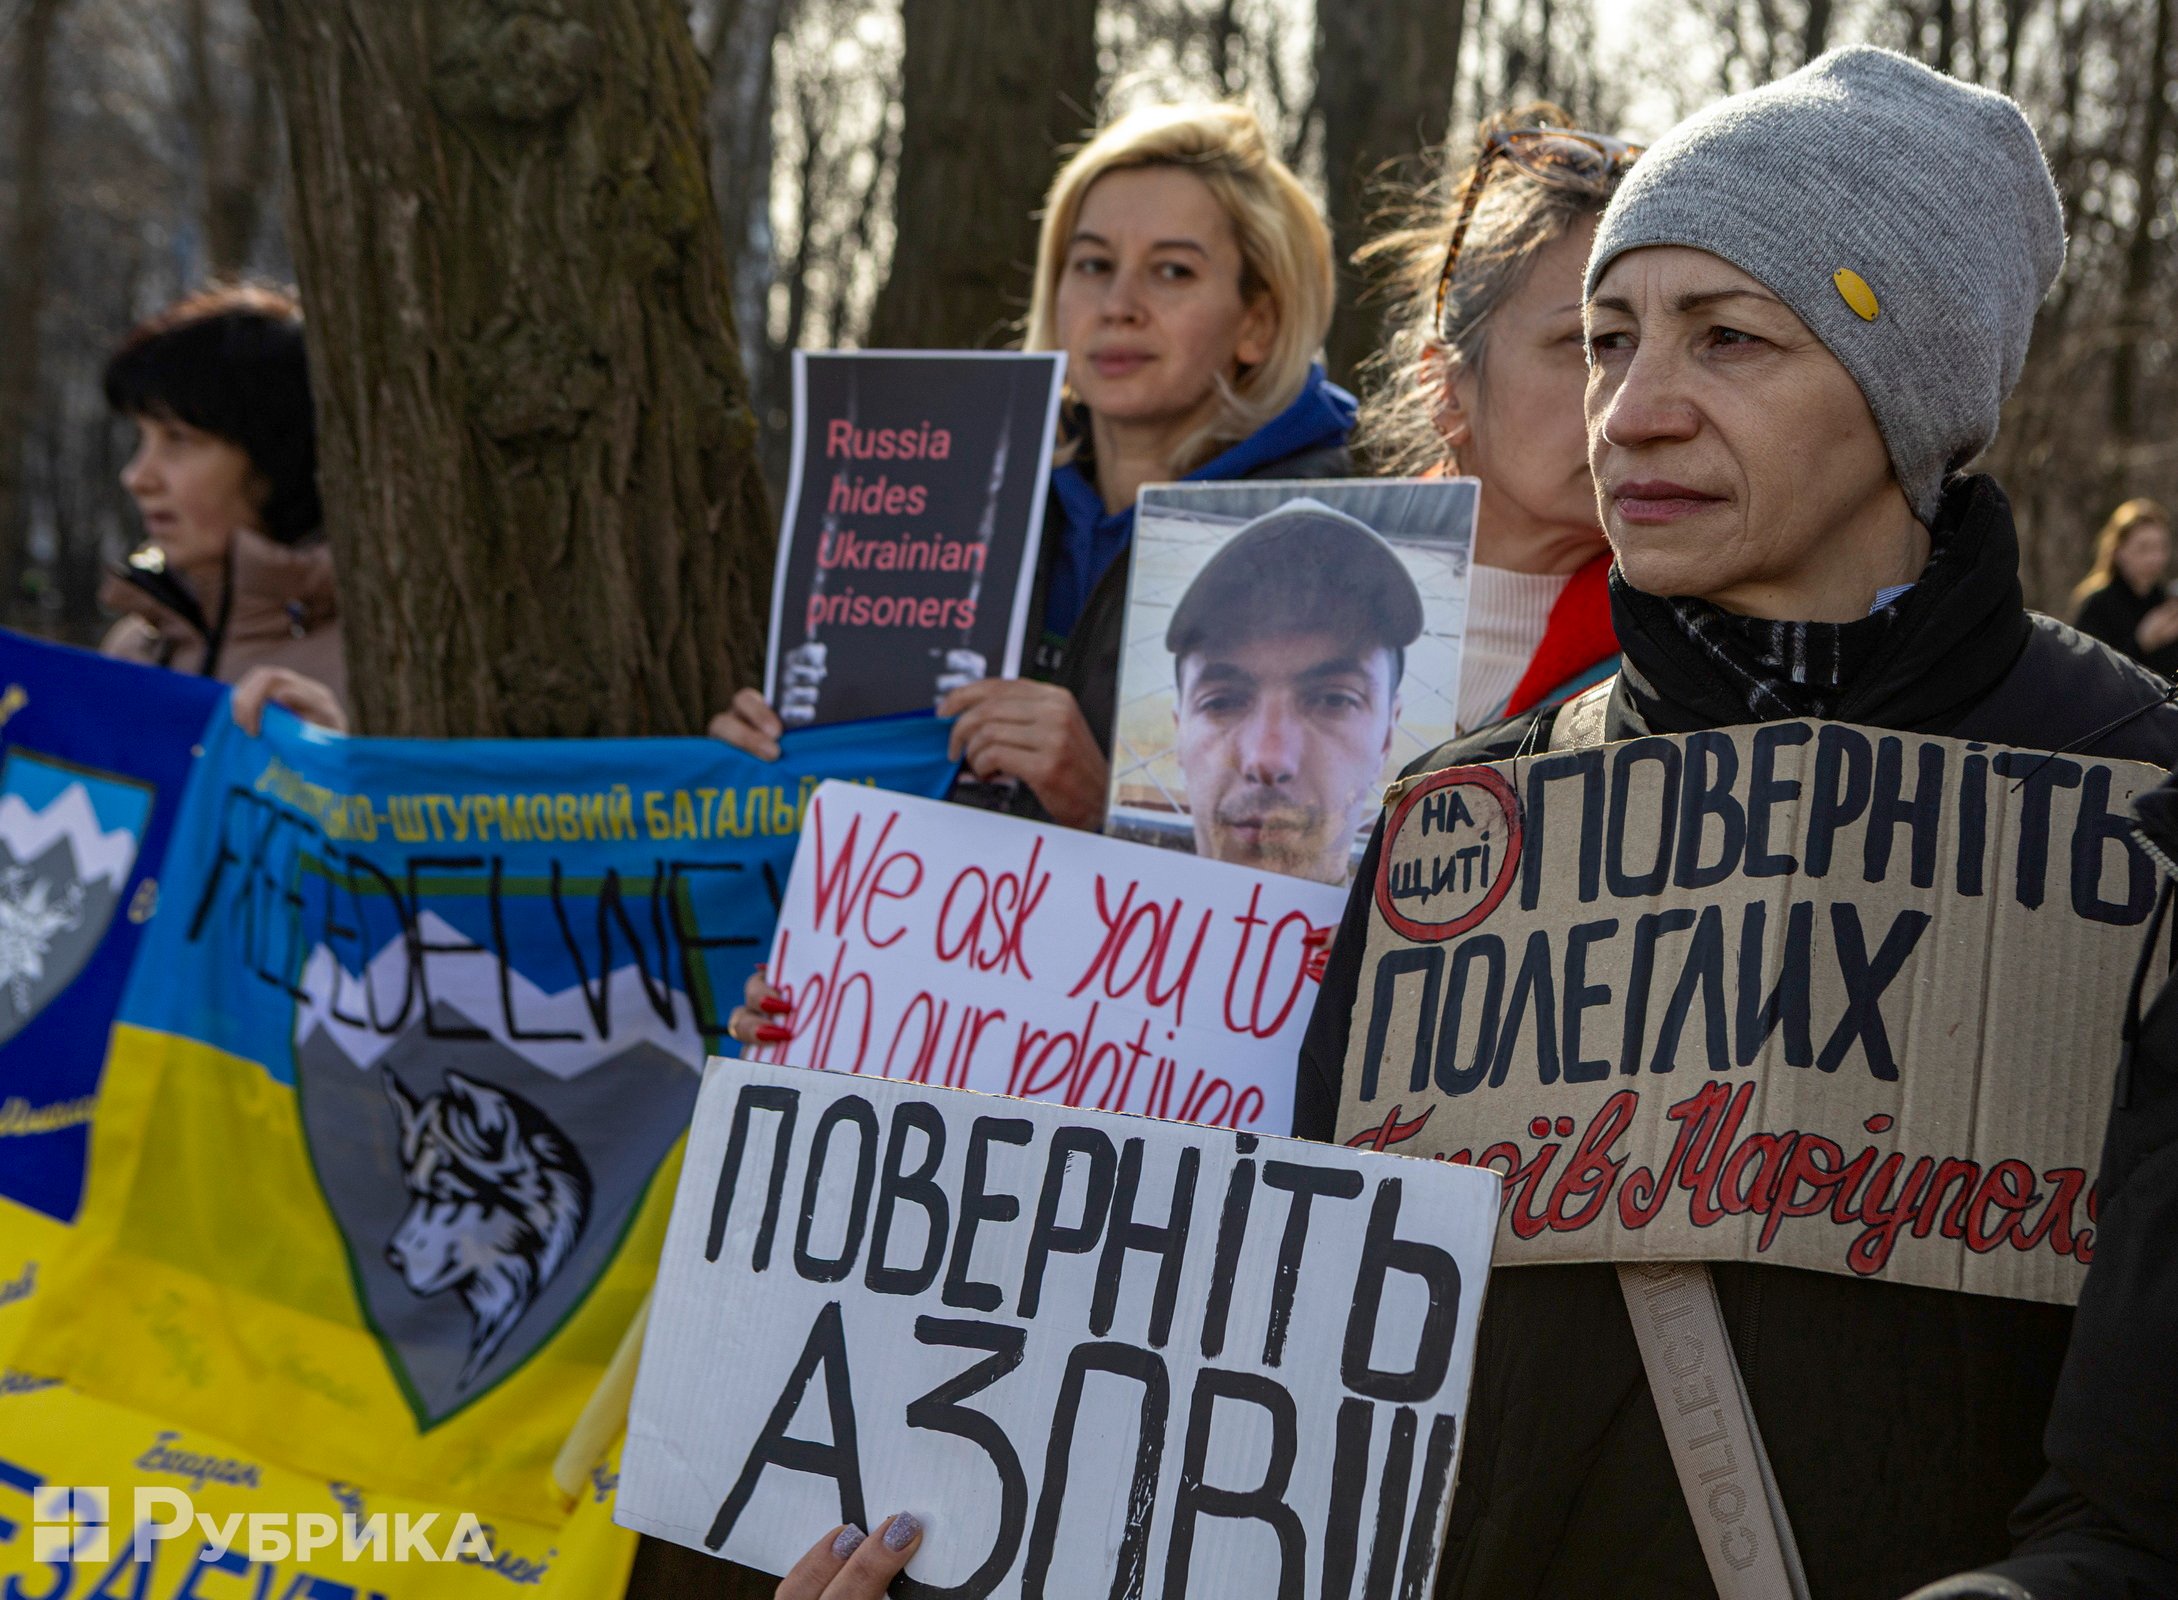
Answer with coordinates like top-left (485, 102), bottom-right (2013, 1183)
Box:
top-left (1374, 765), bottom-right (1523, 942)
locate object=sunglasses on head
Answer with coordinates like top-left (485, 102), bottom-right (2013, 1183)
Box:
top-left (1433, 126), bottom-right (1644, 334)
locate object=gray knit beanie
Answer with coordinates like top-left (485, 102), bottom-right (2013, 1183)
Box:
top-left (1585, 46), bottom-right (2065, 523)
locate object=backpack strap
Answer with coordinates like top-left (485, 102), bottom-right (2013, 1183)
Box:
top-left (1549, 682), bottom-right (1812, 1600)
top-left (1619, 1263), bottom-right (1812, 1599)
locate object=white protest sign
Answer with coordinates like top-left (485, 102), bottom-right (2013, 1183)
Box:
top-left (619, 1059), bottom-right (1500, 1599)
top-left (747, 782), bottom-right (1349, 1134)
top-left (1338, 720), bottom-right (2168, 1304)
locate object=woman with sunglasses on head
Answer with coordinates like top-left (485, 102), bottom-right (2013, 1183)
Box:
top-left (1359, 106), bottom-right (1637, 734)
top-left (1298, 48), bottom-right (2178, 1599)
top-left (711, 102), bottom-right (1353, 830)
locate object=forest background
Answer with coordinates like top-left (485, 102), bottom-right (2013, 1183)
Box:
top-left (0, 0), bottom-right (2169, 654)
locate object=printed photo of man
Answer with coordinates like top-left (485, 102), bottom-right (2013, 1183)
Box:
top-left (1165, 500), bottom-right (1425, 884)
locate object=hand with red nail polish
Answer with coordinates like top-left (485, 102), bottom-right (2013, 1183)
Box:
top-left (730, 965), bottom-right (794, 1054)
top-left (1302, 924), bottom-right (1334, 982)
top-left (773, 1513), bottom-right (924, 1599)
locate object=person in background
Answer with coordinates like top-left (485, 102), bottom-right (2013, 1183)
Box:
top-left (712, 101), bottom-right (1352, 832)
top-left (98, 284), bottom-right (349, 731)
top-left (2070, 497), bottom-right (2178, 676)
top-left (1357, 104), bottom-right (1636, 734)
top-left (1300, 46), bottom-right (2178, 1599)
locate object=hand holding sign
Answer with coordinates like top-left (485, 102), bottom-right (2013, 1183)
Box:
top-left (940, 677), bottom-right (1110, 829)
top-left (710, 687), bottom-right (787, 763)
top-left (774, 1516), bottom-right (925, 1600)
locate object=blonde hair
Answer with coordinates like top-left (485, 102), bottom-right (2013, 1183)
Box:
top-left (2074, 497), bottom-right (2174, 604)
top-left (1023, 102), bottom-right (1334, 474)
top-left (1355, 103), bottom-right (1613, 475)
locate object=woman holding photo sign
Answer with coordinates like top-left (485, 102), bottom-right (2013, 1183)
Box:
top-left (1299, 47), bottom-right (2178, 1600)
top-left (711, 101), bottom-right (1352, 829)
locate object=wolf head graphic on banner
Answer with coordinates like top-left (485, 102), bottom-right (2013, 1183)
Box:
top-left (296, 907), bottom-right (700, 1426)
top-left (381, 1067), bottom-right (594, 1387)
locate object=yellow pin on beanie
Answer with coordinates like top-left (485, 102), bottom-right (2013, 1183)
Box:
top-left (1834, 269), bottom-right (1880, 321)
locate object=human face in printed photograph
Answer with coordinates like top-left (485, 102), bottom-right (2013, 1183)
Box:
top-left (1054, 166), bottom-right (1275, 435)
top-left (1175, 633), bottom-right (1399, 884)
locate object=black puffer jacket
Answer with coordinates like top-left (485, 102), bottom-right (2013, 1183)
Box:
top-left (1294, 477), bottom-right (2178, 1599)
top-left (1910, 774), bottom-right (2178, 1600)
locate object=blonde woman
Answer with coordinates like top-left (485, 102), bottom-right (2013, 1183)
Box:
top-left (2072, 497), bottom-right (2178, 673)
top-left (1358, 104), bottom-right (1638, 733)
top-left (712, 102), bottom-right (1352, 831)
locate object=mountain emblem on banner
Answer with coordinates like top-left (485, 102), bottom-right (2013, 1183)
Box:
top-left (0, 753), bottom-right (149, 1047)
top-left (293, 913), bottom-right (700, 1428)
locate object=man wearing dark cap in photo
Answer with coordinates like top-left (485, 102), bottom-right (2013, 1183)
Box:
top-left (1165, 499), bottom-right (1426, 885)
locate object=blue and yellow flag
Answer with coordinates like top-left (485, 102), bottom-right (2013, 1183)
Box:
top-left (0, 632), bottom-right (221, 1361)
top-left (21, 705), bottom-right (957, 1524)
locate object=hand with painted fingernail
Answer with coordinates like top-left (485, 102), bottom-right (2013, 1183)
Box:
top-left (729, 965), bottom-right (795, 1054)
top-left (1302, 923), bottom-right (1334, 982)
top-left (772, 1513), bottom-right (924, 1599)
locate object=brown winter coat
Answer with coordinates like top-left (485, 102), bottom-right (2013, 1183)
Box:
top-left (98, 527), bottom-right (347, 716)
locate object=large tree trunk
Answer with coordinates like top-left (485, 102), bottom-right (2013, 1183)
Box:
top-left (862, 0), bottom-right (1098, 351)
top-left (1317, 0), bottom-right (1464, 389)
top-left (0, 0), bottom-right (65, 629)
top-left (252, 0), bottom-right (774, 738)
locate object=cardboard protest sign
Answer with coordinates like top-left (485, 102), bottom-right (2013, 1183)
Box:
top-left (766, 350), bottom-right (1066, 728)
top-left (745, 781), bottom-right (1348, 1135)
top-left (619, 1059), bottom-right (1500, 1598)
top-left (1106, 479), bottom-right (1476, 888)
top-left (1337, 720), bottom-right (2169, 1305)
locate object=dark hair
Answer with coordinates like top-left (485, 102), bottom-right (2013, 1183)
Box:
top-left (103, 284), bottom-right (321, 543)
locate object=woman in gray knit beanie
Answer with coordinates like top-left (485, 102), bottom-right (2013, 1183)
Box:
top-left (1291, 44), bottom-right (2178, 1600)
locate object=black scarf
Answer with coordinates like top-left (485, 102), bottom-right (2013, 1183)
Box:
top-left (1610, 475), bottom-right (2036, 736)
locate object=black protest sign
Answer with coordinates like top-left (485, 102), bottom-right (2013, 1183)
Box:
top-left (764, 351), bottom-right (1066, 728)
top-left (1338, 720), bottom-right (2169, 1304)
top-left (619, 1060), bottom-right (1499, 1597)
